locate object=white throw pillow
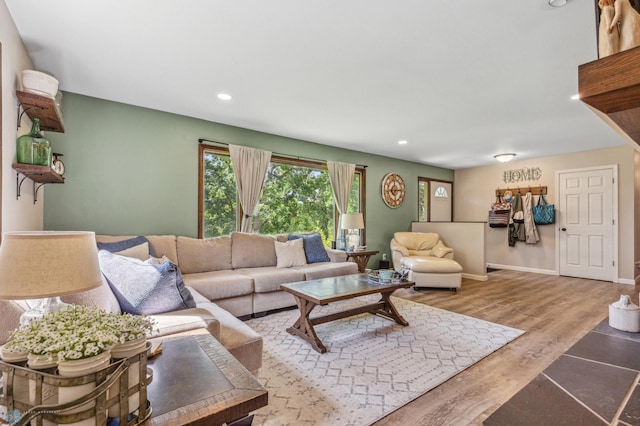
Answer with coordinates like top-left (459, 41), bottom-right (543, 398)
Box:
top-left (275, 238), bottom-right (307, 268)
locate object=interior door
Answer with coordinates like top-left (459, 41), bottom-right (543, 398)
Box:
top-left (558, 166), bottom-right (615, 281)
top-left (430, 181), bottom-right (452, 222)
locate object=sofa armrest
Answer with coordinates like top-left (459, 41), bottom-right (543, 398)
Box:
top-left (149, 307), bottom-right (221, 340)
top-left (326, 248), bottom-right (348, 262)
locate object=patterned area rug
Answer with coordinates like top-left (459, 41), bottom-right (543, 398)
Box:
top-left (246, 296), bottom-right (524, 426)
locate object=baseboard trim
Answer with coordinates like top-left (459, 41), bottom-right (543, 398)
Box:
top-left (462, 273), bottom-right (488, 281)
top-left (486, 263), bottom-right (556, 276)
top-left (618, 277), bottom-right (636, 286)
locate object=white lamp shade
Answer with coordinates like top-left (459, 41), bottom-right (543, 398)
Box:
top-left (340, 213), bottom-right (365, 230)
top-left (0, 231), bottom-right (103, 299)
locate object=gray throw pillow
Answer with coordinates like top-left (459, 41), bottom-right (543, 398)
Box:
top-left (97, 236), bottom-right (156, 257)
top-left (288, 233), bottom-right (330, 263)
top-left (98, 250), bottom-right (195, 315)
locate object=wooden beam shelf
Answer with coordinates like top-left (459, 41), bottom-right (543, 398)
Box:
top-left (496, 186), bottom-right (547, 198)
top-left (578, 46), bottom-right (640, 146)
top-left (12, 163), bottom-right (64, 204)
top-left (16, 90), bottom-right (65, 132)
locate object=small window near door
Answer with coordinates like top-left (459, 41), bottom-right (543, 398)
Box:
top-left (418, 177), bottom-right (453, 222)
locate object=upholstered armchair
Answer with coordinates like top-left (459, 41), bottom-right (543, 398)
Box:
top-left (390, 232), bottom-right (462, 291)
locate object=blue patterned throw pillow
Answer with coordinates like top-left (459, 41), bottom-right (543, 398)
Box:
top-left (96, 236), bottom-right (156, 257)
top-left (98, 250), bottom-right (195, 315)
top-left (288, 233), bottom-right (330, 263)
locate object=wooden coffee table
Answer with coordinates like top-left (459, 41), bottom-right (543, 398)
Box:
top-left (280, 273), bottom-right (414, 353)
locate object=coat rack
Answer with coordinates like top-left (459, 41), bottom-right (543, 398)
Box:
top-left (495, 186), bottom-right (547, 197)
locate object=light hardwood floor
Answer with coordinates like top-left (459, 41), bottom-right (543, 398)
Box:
top-left (372, 269), bottom-right (639, 426)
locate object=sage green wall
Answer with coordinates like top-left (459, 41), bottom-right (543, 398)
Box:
top-left (44, 93), bottom-right (453, 262)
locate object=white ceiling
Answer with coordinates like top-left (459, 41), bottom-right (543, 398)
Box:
top-left (5, 0), bottom-right (625, 169)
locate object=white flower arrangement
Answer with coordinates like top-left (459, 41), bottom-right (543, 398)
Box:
top-left (4, 305), bottom-right (155, 363)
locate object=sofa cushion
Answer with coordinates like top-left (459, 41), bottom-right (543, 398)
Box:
top-left (431, 240), bottom-right (454, 258)
top-left (182, 270), bottom-right (254, 300)
top-left (234, 267), bottom-right (306, 293)
top-left (177, 236), bottom-right (232, 274)
top-left (0, 300), bottom-right (29, 345)
top-left (231, 232), bottom-right (278, 268)
top-left (99, 250), bottom-right (196, 315)
top-left (288, 233), bottom-right (330, 263)
top-left (96, 235), bottom-right (179, 264)
top-left (293, 262), bottom-right (359, 281)
top-left (97, 236), bottom-right (154, 260)
top-left (61, 276), bottom-right (121, 314)
top-left (394, 232), bottom-right (440, 251)
top-left (274, 238), bottom-right (307, 268)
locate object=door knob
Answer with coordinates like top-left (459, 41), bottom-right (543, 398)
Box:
top-left (561, 227), bottom-right (567, 231)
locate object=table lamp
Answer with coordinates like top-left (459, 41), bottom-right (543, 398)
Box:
top-left (340, 213), bottom-right (364, 251)
top-left (0, 231), bottom-right (103, 324)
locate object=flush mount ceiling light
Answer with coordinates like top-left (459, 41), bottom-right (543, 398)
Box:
top-left (548, 0), bottom-right (567, 7)
top-left (217, 93), bottom-right (232, 101)
top-left (494, 153), bottom-right (516, 163)
top-left (397, 140), bottom-right (408, 145)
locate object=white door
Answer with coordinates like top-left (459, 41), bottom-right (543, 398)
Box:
top-left (557, 166), bottom-right (616, 281)
top-left (430, 182), bottom-right (452, 222)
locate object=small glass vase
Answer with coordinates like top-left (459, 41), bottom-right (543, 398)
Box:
top-left (16, 118), bottom-right (52, 166)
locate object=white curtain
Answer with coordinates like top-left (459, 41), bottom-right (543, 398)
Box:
top-left (229, 144), bottom-right (272, 232)
top-left (327, 161), bottom-right (356, 237)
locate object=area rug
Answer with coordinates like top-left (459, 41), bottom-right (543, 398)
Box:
top-left (246, 296), bottom-right (524, 426)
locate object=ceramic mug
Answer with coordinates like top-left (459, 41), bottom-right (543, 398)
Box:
top-left (379, 269), bottom-right (394, 281)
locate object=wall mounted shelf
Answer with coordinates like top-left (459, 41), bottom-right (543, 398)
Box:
top-left (12, 163), bottom-right (64, 204)
top-left (16, 90), bottom-right (65, 132)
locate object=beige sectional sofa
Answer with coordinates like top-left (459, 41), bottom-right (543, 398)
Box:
top-left (0, 232), bottom-right (358, 377)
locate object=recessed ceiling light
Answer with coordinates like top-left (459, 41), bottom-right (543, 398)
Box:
top-left (570, 94), bottom-right (580, 100)
top-left (217, 93), bottom-right (232, 101)
top-left (548, 0), bottom-right (567, 7)
top-left (398, 140), bottom-right (408, 145)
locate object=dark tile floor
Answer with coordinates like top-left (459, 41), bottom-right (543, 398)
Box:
top-left (484, 319), bottom-right (640, 426)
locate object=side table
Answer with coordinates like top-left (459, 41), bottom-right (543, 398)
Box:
top-left (345, 250), bottom-right (379, 273)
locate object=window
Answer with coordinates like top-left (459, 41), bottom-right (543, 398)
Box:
top-left (434, 186), bottom-right (448, 198)
top-left (198, 145), bottom-right (365, 245)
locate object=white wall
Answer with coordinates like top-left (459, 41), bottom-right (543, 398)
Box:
top-left (1, 1), bottom-right (41, 232)
top-left (454, 145), bottom-right (636, 282)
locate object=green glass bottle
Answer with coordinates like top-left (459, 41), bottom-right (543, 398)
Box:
top-left (16, 118), bottom-right (51, 166)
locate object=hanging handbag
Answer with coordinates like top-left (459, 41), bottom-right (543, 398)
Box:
top-left (488, 210), bottom-right (510, 228)
top-left (491, 195), bottom-right (511, 213)
top-left (533, 194), bottom-right (555, 225)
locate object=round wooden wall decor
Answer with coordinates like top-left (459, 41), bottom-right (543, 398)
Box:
top-left (382, 172), bottom-right (406, 208)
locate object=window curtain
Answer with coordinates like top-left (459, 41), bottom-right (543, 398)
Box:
top-left (327, 161), bottom-right (356, 237)
top-left (229, 144), bottom-right (272, 233)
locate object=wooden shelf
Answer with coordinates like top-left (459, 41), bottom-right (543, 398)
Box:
top-left (16, 90), bottom-right (64, 132)
top-left (12, 163), bottom-right (64, 183)
top-left (12, 163), bottom-right (64, 204)
top-left (578, 46), bottom-right (640, 146)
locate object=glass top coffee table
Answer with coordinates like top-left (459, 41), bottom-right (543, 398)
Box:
top-left (280, 273), bottom-right (414, 353)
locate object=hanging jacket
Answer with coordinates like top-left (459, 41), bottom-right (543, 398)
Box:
top-left (523, 192), bottom-right (539, 244)
top-left (508, 193), bottom-right (525, 246)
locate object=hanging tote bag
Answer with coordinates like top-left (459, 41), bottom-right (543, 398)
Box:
top-left (489, 195), bottom-right (511, 228)
top-left (533, 194), bottom-right (555, 225)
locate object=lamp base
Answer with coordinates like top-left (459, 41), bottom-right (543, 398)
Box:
top-left (19, 297), bottom-right (69, 325)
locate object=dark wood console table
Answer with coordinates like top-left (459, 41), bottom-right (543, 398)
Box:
top-left (145, 333), bottom-right (267, 425)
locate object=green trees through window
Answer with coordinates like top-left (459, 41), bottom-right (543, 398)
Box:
top-left (200, 146), bottom-right (363, 246)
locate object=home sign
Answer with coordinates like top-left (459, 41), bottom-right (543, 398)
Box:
top-left (503, 167), bottom-right (541, 183)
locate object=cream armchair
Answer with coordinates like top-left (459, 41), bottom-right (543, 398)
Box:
top-left (390, 232), bottom-right (462, 291)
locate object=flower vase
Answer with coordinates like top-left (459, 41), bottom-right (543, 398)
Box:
top-left (27, 353), bottom-right (58, 409)
top-left (57, 351), bottom-right (112, 426)
top-left (108, 337), bottom-right (147, 418)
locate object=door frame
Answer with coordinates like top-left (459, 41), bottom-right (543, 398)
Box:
top-left (554, 164), bottom-right (618, 282)
top-left (417, 177), bottom-right (454, 222)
